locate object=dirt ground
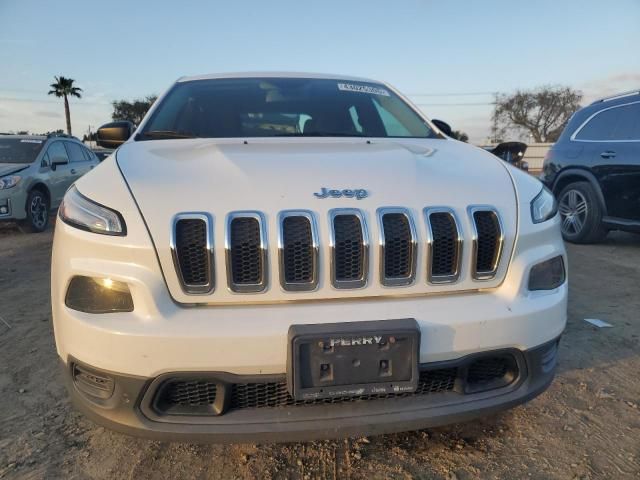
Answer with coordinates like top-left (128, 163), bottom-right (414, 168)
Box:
top-left (0, 221), bottom-right (638, 480)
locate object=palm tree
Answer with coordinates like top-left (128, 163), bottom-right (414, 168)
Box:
top-left (48, 76), bottom-right (83, 135)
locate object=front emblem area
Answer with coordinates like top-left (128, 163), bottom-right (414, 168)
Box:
top-left (313, 187), bottom-right (368, 200)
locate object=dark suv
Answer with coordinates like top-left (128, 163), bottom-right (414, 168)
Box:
top-left (541, 90), bottom-right (640, 243)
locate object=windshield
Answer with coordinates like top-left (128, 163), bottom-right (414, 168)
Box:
top-left (0, 138), bottom-right (45, 164)
top-left (139, 78), bottom-right (438, 139)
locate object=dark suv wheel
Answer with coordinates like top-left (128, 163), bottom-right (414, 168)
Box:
top-left (557, 181), bottom-right (607, 244)
top-left (20, 189), bottom-right (50, 233)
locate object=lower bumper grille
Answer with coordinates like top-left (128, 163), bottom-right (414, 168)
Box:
top-left (150, 354), bottom-right (518, 416)
top-left (231, 368), bottom-right (457, 409)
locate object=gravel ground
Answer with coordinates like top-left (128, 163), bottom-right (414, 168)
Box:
top-left (0, 222), bottom-right (638, 479)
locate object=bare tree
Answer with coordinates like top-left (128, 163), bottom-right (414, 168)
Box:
top-left (492, 86), bottom-right (582, 143)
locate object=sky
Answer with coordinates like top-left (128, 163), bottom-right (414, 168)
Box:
top-left (0, 0), bottom-right (639, 143)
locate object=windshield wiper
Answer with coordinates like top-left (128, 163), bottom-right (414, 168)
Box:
top-left (137, 130), bottom-right (198, 140)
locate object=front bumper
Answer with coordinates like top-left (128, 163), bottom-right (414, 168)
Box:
top-left (63, 337), bottom-right (559, 443)
top-left (0, 179), bottom-right (30, 220)
top-left (0, 191), bottom-right (26, 221)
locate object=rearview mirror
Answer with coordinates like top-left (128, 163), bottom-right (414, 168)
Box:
top-left (96, 121), bottom-right (135, 149)
top-left (431, 119), bottom-right (453, 137)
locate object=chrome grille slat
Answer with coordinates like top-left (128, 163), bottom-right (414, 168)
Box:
top-left (171, 213), bottom-right (214, 294)
top-left (424, 208), bottom-right (463, 284)
top-left (170, 205), bottom-right (507, 296)
top-left (278, 211), bottom-right (319, 291)
top-left (225, 211), bottom-right (268, 293)
top-left (469, 207), bottom-right (504, 280)
top-left (329, 209), bottom-right (369, 289)
top-left (377, 208), bottom-right (417, 286)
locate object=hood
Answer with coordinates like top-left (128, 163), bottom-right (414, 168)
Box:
top-left (116, 138), bottom-right (514, 212)
top-left (115, 138), bottom-right (517, 304)
top-left (0, 163), bottom-right (29, 177)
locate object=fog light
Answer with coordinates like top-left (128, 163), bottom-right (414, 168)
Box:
top-left (72, 363), bottom-right (115, 399)
top-left (528, 256), bottom-right (565, 291)
top-left (65, 276), bottom-right (134, 313)
top-left (0, 206), bottom-right (7, 214)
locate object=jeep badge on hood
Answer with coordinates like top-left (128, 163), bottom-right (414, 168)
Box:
top-left (313, 187), bottom-right (368, 199)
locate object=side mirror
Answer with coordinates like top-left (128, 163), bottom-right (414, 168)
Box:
top-left (431, 119), bottom-right (453, 137)
top-left (51, 156), bottom-right (68, 170)
top-left (96, 121), bottom-right (135, 149)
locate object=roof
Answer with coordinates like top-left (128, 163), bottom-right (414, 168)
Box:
top-left (0, 133), bottom-right (82, 142)
top-left (590, 89), bottom-right (640, 105)
top-left (177, 71), bottom-right (381, 84)
top-left (0, 134), bottom-right (47, 140)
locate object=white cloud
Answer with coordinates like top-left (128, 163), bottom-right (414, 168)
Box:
top-left (0, 98), bottom-right (111, 135)
top-left (580, 72), bottom-right (640, 103)
top-left (35, 111), bottom-right (62, 118)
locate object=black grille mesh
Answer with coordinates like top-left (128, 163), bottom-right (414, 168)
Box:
top-left (473, 211), bottom-right (501, 273)
top-left (282, 216), bottom-right (314, 284)
top-left (230, 368), bottom-right (457, 410)
top-left (175, 219), bottom-right (209, 286)
top-left (382, 213), bottom-right (413, 279)
top-left (161, 380), bottom-right (217, 406)
top-left (429, 213), bottom-right (459, 278)
top-left (333, 215), bottom-right (364, 281)
top-left (151, 355), bottom-right (518, 415)
top-left (229, 217), bottom-right (262, 285)
top-left (467, 357), bottom-right (509, 385)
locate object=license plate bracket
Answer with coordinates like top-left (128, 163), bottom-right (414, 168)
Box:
top-left (287, 318), bottom-right (420, 401)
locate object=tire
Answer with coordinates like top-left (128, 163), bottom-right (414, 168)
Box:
top-left (19, 189), bottom-right (50, 233)
top-left (557, 181), bottom-right (607, 244)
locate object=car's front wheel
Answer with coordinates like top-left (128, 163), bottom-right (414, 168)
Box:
top-left (557, 181), bottom-right (607, 244)
top-left (20, 189), bottom-right (50, 233)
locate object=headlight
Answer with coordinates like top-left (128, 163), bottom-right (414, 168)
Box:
top-left (59, 186), bottom-right (126, 235)
top-left (528, 256), bottom-right (566, 291)
top-left (65, 276), bottom-right (133, 313)
top-left (0, 175), bottom-right (21, 189)
top-left (530, 186), bottom-right (558, 224)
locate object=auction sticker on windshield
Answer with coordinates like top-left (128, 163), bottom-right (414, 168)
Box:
top-left (337, 83), bottom-right (390, 96)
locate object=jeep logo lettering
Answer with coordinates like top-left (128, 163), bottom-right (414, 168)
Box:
top-left (313, 187), bottom-right (368, 200)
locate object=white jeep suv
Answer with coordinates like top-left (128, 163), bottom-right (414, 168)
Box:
top-left (51, 73), bottom-right (567, 442)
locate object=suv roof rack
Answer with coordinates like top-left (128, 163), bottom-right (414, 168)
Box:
top-left (591, 89), bottom-right (640, 105)
top-left (46, 132), bottom-right (80, 140)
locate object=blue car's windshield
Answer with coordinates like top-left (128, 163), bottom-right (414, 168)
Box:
top-left (0, 138), bottom-right (45, 163)
top-left (139, 77), bottom-right (438, 139)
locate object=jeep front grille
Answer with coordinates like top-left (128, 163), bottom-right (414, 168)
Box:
top-left (425, 208), bottom-right (462, 283)
top-left (171, 214), bottom-right (214, 294)
top-left (170, 206), bottom-right (506, 295)
top-left (378, 208), bottom-right (417, 286)
top-left (226, 212), bottom-right (268, 293)
top-left (278, 211), bottom-right (319, 291)
top-left (470, 207), bottom-right (504, 280)
top-left (330, 209), bottom-right (369, 289)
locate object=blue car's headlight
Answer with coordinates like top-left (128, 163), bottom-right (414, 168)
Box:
top-left (0, 175), bottom-right (21, 189)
